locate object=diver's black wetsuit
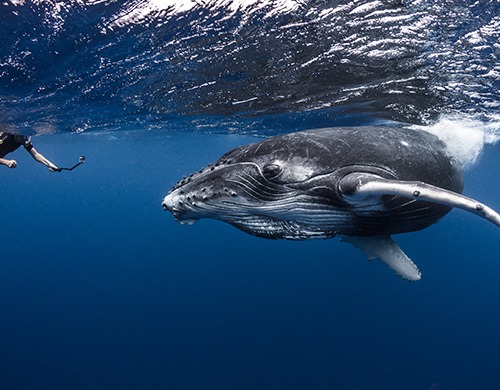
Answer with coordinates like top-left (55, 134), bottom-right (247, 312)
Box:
top-left (0, 132), bottom-right (33, 158)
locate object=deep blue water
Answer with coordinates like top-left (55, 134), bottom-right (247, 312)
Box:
top-left (1, 1), bottom-right (500, 389)
top-left (1, 130), bottom-right (499, 389)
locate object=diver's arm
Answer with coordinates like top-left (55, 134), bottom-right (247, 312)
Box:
top-left (0, 157), bottom-right (16, 168)
top-left (27, 147), bottom-right (59, 171)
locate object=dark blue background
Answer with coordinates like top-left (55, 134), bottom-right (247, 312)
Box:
top-left (1, 130), bottom-right (499, 389)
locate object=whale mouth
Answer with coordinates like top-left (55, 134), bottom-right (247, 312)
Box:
top-left (162, 204), bottom-right (199, 225)
top-left (162, 196), bottom-right (200, 225)
top-left (162, 196), bottom-right (181, 217)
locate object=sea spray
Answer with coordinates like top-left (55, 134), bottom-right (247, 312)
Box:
top-left (412, 114), bottom-right (500, 169)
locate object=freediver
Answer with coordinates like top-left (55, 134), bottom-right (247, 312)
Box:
top-left (0, 131), bottom-right (59, 172)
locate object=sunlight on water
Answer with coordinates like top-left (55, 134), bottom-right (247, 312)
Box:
top-left (106, 0), bottom-right (302, 29)
top-left (2, 0), bottom-right (499, 131)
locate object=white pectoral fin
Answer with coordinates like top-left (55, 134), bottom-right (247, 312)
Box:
top-left (341, 235), bottom-right (422, 281)
top-left (339, 173), bottom-right (500, 227)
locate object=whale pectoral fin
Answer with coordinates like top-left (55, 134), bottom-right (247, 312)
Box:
top-left (339, 173), bottom-right (500, 227)
top-left (341, 235), bottom-right (422, 281)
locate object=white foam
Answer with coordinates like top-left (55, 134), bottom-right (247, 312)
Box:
top-left (410, 114), bottom-right (500, 169)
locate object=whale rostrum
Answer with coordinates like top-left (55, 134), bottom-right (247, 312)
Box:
top-left (162, 127), bottom-right (499, 281)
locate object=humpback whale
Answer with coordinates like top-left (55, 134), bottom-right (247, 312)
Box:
top-left (162, 127), bottom-right (499, 281)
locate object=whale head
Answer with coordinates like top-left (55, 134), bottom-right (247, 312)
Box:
top-left (162, 138), bottom-right (343, 239)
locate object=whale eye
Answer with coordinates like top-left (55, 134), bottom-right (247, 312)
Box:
top-left (262, 163), bottom-right (282, 179)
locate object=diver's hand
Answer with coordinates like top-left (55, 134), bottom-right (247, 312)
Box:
top-left (49, 165), bottom-right (60, 172)
top-left (7, 160), bottom-right (17, 168)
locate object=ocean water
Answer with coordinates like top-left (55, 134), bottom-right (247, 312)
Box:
top-left (1, 1), bottom-right (500, 389)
